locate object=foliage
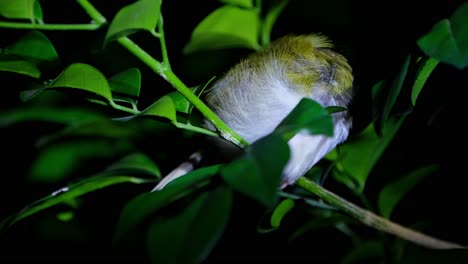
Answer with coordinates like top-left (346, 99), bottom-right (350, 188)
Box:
top-left (1, 0), bottom-right (467, 263)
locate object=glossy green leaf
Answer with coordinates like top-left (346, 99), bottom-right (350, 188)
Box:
top-left (109, 68), bottom-right (141, 107)
top-left (3, 175), bottom-right (149, 230)
top-left (33, 0), bottom-right (42, 23)
top-left (140, 95), bottom-right (177, 122)
top-left (104, 153), bottom-right (161, 179)
top-left (274, 98), bottom-right (333, 141)
top-left (381, 55), bottom-right (410, 125)
top-left (417, 2), bottom-right (468, 69)
top-left (160, 84), bottom-right (207, 115)
top-left (258, 197), bottom-right (296, 233)
top-left (184, 6), bottom-right (261, 53)
top-left (109, 68), bottom-right (141, 97)
top-left (371, 56), bottom-right (410, 135)
top-left (4, 30), bottom-right (59, 66)
top-left (29, 140), bottom-right (128, 183)
top-left (20, 63), bottom-right (113, 102)
top-left (270, 198), bottom-right (295, 228)
top-left (411, 57), bottom-right (439, 106)
top-left (0, 107), bottom-right (104, 127)
top-left (147, 186), bottom-right (232, 264)
top-left (0, 0), bottom-right (37, 21)
top-left (334, 116), bottom-right (407, 193)
top-left (104, 0), bottom-right (161, 45)
top-left (0, 58), bottom-right (40, 78)
top-left (219, 0), bottom-right (253, 8)
top-left (370, 80), bottom-right (386, 134)
top-left (378, 165), bottom-right (438, 218)
top-left (114, 165), bottom-right (222, 242)
top-left (221, 134), bottom-right (289, 208)
top-left (50, 63), bottom-right (113, 100)
top-left (167, 91), bottom-right (191, 114)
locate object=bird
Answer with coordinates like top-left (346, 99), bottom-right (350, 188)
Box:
top-left (153, 33), bottom-right (354, 191)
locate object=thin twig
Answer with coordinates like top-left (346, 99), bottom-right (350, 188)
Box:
top-left (296, 177), bottom-right (466, 249)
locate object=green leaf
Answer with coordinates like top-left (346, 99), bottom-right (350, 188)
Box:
top-left (270, 198), bottom-right (295, 228)
top-left (221, 134), bottom-right (289, 208)
top-left (29, 140), bottom-right (128, 183)
top-left (184, 6), bottom-right (261, 53)
top-left (104, 0), bottom-right (161, 45)
top-left (378, 165), bottom-right (438, 219)
top-left (274, 98), bottom-right (333, 141)
top-left (21, 63), bottom-right (113, 102)
top-left (4, 175), bottom-right (149, 229)
top-left (147, 186), bottom-right (232, 264)
top-left (411, 57), bottom-right (439, 106)
top-left (334, 116), bottom-right (407, 193)
top-left (370, 80), bottom-right (386, 134)
top-left (258, 197), bottom-right (296, 233)
top-left (140, 95), bottom-right (177, 122)
top-left (0, 107), bottom-right (104, 127)
top-left (109, 68), bottom-right (141, 108)
top-left (104, 153), bottom-right (161, 179)
top-left (33, 0), bottom-right (42, 23)
top-left (371, 55), bottom-right (410, 135)
top-left (219, 0), bottom-right (253, 8)
top-left (160, 83), bottom-right (208, 115)
top-left (0, 58), bottom-right (41, 78)
top-left (417, 2), bottom-right (468, 69)
top-left (381, 55), bottom-right (410, 125)
top-left (114, 165), bottom-right (222, 242)
top-left (0, 0), bottom-right (37, 21)
top-left (4, 30), bottom-right (59, 66)
top-left (167, 91), bottom-right (191, 114)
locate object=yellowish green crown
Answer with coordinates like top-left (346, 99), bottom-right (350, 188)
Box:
top-left (253, 34), bottom-right (354, 96)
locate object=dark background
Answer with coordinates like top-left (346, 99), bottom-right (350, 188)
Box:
top-left (1, 0), bottom-right (467, 262)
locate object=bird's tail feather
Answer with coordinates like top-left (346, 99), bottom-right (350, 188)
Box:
top-left (151, 151), bottom-right (203, 191)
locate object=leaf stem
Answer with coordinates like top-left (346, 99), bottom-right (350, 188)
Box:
top-left (0, 22), bottom-right (101, 30)
top-left (157, 16), bottom-right (171, 69)
top-left (108, 99), bottom-right (218, 137)
top-left (117, 37), bottom-right (165, 75)
top-left (296, 176), bottom-right (466, 249)
top-left (173, 123), bottom-right (218, 137)
top-left (76, 0), bottom-right (108, 25)
top-left (109, 100), bottom-right (140, 115)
